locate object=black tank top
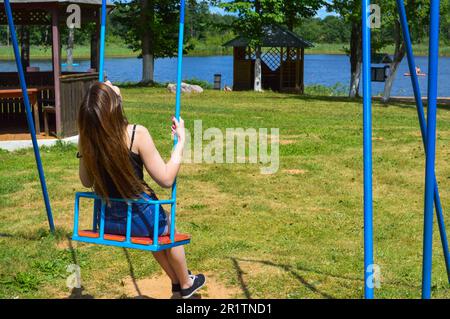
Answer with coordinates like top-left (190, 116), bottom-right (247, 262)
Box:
top-left (105, 124), bottom-right (146, 198)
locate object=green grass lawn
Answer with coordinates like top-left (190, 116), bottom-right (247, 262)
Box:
top-left (1, 89), bottom-right (450, 299)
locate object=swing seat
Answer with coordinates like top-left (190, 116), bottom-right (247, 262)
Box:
top-left (77, 230), bottom-right (190, 246)
top-left (72, 192), bottom-right (191, 252)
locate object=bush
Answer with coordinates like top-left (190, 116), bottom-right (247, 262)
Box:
top-left (183, 78), bottom-right (213, 89)
top-left (116, 81), bottom-right (166, 88)
top-left (305, 83), bottom-right (349, 97)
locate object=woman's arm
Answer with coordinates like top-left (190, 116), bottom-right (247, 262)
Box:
top-left (136, 117), bottom-right (185, 188)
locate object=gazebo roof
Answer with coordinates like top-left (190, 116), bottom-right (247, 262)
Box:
top-left (224, 25), bottom-right (313, 49)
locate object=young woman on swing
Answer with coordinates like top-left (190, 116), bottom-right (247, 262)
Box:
top-left (77, 80), bottom-right (205, 299)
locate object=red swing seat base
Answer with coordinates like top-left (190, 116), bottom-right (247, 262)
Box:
top-left (78, 230), bottom-right (191, 246)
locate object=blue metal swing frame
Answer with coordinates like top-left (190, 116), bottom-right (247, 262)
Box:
top-left (363, 0), bottom-right (450, 299)
top-left (72, 0), bottom-right (188, 252)
top-left (3, 0), bottom-right (55, 232)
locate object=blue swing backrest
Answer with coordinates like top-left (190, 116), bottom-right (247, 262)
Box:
top-left (72, 192), bottom-right (190, 252)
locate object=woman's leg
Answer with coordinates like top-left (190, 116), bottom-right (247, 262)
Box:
top-left (147, 207), bottom-right (191, 288)
top-left (165, 245), bottom-right (191, 289)
top-left (152, 251), bottom-right (179, 284)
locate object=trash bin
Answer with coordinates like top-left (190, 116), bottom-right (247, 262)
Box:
top-left (214, 74), bottom-right (222, 90)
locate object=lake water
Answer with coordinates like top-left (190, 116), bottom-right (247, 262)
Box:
top-left (1, 54), bottom-right (450, 96)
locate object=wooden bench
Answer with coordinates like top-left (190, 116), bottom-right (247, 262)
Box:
top-left (43, 106), bottom-right (55, 136)
top-left (0, 88), bottom-right (41, 135)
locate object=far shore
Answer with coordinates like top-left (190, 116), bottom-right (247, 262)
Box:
top-left (2, 42), bottom-right (450, 61)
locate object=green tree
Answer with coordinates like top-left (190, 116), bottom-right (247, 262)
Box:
top-left (374, 0), bottom-right (430, 101)
top-left (186, 0), bottom-right (210, 39)
top-left (295, 16), bottom-right (350, 43)
top-left (112, 0), bottom-right (190, 83)
top-left (330, 0), bottom-right (436, 99)
top-left (442, 0), bottom-right (450, 44)
top-left (329, 0), bottom-right (362, 97)
top-left (282, 0), bottom-right (326, 31)
top-left (320, 15), bottom-right (351, 43)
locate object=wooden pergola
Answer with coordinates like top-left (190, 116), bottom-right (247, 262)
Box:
top-left (0, 0), bottom-right (113, 138)
top-left (224, 25), bottom-right (313, 94)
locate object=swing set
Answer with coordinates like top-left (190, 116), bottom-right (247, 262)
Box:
top-left (3, 0), bottom-right (450, 298)
top-left (362, 0), bottom-right (450, 299)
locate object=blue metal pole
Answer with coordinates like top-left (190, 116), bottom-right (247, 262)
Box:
top-left (362, 0), bottom-right (374, 299)
top-left (154, 204), bottom-right (160, 245)
top-left (174, 0), bottom-right (185, 122)
top-left (126, 203), bottom-right (132, 243)
top-left (3, 0), bottom-right (55, 233)
top-left (396, 0), bottom-right (450, 283)
top-left (170, 0), bottom-right (186, 242)
top-left (422, 0), bottom-right (441, 299)
top-left (73, 194), bottom-right (80, 236)
top-left (99, 201), bottom-right (106, 239)
top-left (98, 0), bottom-right (107, 82)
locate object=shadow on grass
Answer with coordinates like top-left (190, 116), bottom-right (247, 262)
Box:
top-left (66, 235), bottom-right (78, 264)
top-left (64, 235), bottom-right (94, 299)
top-left (64, 241), bottom-right (156, 299)
top-left (230, 257), bottom-right (335, 299)
top-left (123, 248), bottom-right (142, 297)
top-left (67, 287), bottom-right (94, 299)
top-left (230, 258), bottom-right (252, 299)
top-left (231, 257), bottom-right (425, 298)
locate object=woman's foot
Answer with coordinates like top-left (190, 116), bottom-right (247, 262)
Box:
top-left (171, 270), bottom-right (192, 293)
top-left (180, 274), bottom-right (206, 299)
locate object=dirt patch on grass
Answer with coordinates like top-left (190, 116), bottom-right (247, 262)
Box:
top-left (122, 272), bottom-right (241, 299)
top-left (280, 140), bottom-right (296, 145)
top-left (283, 169), bottom-right (307, 175)
top-left (236, 259), bottom-right (284, 277)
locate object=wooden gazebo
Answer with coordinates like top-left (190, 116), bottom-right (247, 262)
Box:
top-left (0, 0), bottom-right (113, 139)
top-left (224, 25), bottom-right (313, 94)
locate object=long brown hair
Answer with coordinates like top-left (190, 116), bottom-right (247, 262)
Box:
top-left (78, 82), bottom-right (145, 201)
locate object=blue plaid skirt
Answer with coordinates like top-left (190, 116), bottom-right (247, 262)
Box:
top-left (94, 192), bottom-right (169, 237)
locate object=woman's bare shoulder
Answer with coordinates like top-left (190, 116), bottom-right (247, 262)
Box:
top-left (134, 124), bottom-right (148, 133)
top-left (134, 125), bottom-right (153, 142)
